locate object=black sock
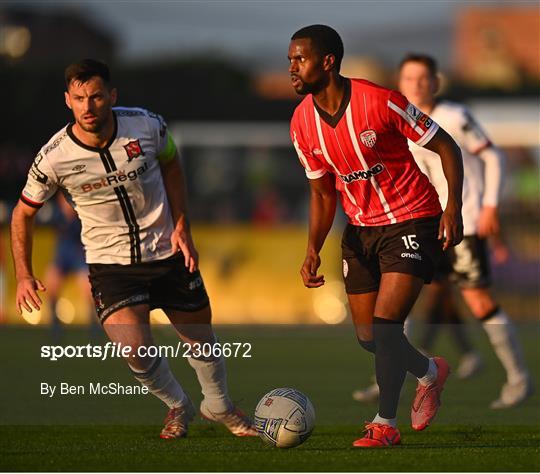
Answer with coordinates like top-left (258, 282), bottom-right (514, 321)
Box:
top-left (373, 317), bottom-right (430, 418)
top-left (373, 317), bottom-right (408, 419)
top-left (357, 338), bottom-right (376, 354)
top-left (403, 332), bottom-right (430, 378)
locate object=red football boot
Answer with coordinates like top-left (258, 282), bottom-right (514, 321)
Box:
top-left (160, 402), bottom-right (195, 439)
top-left (353, 422), bottom-right (401, 447)
top-left (411, 356), bottom-right (450, 431)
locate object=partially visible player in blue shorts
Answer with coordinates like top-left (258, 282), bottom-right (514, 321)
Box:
top-left (45, 192), bottom-right (99, 341)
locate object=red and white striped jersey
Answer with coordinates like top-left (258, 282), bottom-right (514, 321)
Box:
top-left (290, 78), bottom-right (442, 226)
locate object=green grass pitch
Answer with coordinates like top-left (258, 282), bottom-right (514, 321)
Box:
top-left (1, 323), bottom-right (539, 471)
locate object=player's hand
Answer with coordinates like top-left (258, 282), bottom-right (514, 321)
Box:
top-left (300, 252), bottom-right (325, 288)
top-left (438, 205), bottom-right (463, 250)
top-left (477, 206), bottom-right (500, 238)
top-left (16, 276), bottom-right (46, 314)
top-left (171, 227), bottom-right (199, 273)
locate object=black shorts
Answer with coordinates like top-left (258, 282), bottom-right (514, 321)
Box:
top-left (341, 214), bottom-right (443, 294)
top-left (434, 235), bottom-right (491, 288)
top-left (88, 254), bottom-right (210, 323)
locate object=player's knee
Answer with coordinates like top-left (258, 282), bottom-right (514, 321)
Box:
top-left (175, 325), bottom-right (217, 352)
top-left (168, 305), bottom-right (212, 325)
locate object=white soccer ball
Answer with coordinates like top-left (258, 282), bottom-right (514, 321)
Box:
top-left (254, 387), bottom-right (315, 448)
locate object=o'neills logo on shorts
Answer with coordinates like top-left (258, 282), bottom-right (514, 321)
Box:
top-left (339, 163), bottom-right (384, 184)
top-left (401, 252), bottom-right (422, 260)
top-left (81, 162), bottom-right (149, 193)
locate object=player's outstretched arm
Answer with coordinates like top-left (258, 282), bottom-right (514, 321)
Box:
top-left (159, 151), bottom-right (199, 272)
top-left (424, 128), bottom-right (464, 250)
top-left (301, 173), bottom-right (337, 288)
top-left (10, 201), bottom-right (46, 313)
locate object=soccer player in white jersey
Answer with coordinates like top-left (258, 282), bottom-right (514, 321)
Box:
top-left (354, 54), bottom-right (533, 409)
top-left (10, 59), bottom-right (256, 438)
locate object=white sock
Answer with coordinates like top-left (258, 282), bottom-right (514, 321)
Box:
top-left (188, 355), bottom-right (233, 413)
top-left (482, 310), bottom-right (528, 385)
top-left (418, 358), bottom-right (438, 386)
top-left (372, 413), bottom-right (396, 428)
top-left (130, 357), bottom-right (189, 409)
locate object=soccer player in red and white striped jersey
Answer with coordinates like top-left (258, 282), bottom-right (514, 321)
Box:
top-left (288, 25), bottom-right (464, 447)
top-left (291, 69), bottom-right (441, 227)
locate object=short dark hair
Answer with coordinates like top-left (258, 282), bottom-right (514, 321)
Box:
top-left (291, 24), bottom-right (344, 72)
top-left (399, 53), bottom-right (438, 77)
top-left (64, 59), bottom-right (111, 89)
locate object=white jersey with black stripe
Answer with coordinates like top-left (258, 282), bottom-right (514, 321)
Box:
top-left (21, 107), bottom-right (175, 265)
top-left (408, 100), bottom-right (498, 236)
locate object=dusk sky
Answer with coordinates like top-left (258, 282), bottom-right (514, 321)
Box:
top-left (5, 1), bottom-right (522, 70)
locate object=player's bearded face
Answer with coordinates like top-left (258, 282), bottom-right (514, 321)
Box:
top-left (288, 39), bottom-right (328, 95)
top-left (66, 77), bottom-right (116, 133)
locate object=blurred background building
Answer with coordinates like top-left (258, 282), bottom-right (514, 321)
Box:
top-left (0, 1), bottom-right (538, 325)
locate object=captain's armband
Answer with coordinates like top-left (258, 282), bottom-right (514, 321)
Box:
top-left (156, 132), bottom-right (177, 164)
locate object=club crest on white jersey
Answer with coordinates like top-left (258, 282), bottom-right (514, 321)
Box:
top-left (124, 139), bottom-right (145, 162)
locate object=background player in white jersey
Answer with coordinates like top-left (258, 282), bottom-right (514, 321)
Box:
top-left (10, 59), bottom-right (256, 438)
top-left (354, 53), bottom-right (532, 409)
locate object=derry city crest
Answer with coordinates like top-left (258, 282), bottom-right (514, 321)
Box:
top-left (360, 130), bottom-right (377, 148)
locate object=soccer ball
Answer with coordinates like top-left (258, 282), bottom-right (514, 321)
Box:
top-left (254, 387), bottom-right (315, 448)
